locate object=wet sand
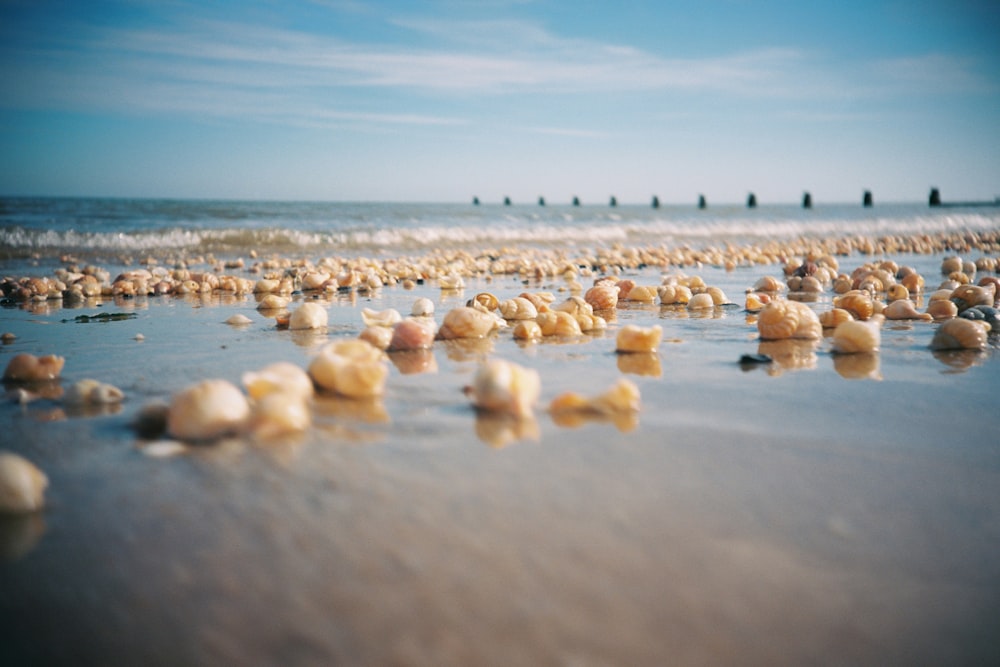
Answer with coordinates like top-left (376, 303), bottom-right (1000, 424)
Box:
top-left (1, 249), bottom-right (999, 665)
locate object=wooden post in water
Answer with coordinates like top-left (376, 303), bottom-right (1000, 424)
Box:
top-left (929, 188), bottom-right (941, 207)
top-left (472, 196), bottom-right (480, 206)
top-left (747, 192), bottom-right (757, 208)
top-left (538, 196), bottom-right (545, 206)
top-left (863, 190), bottom-right (873, 207)
top-left (697, 194), bottom-right (706, 209)
top-left (504, 196), bottom-right (511, 206)
top-left (572, 196), bottom-right (580, 207)
top-left (609, 196), bottom-right (618, 207)
top-left (802, 192), bottom-right (812, 209)
top-left (651, 195), bottom-right (660, 209)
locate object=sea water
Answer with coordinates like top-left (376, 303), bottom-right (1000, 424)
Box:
top-left (2, 197), bottom-right (998, 270)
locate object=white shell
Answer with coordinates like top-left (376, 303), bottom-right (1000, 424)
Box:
top-left (167, 379), bottom-right (250, 441)
top-left (242, 362), bottom-right (313, 402)
top-left (62, 379), bottom-right (125, 405)
top-left (0, 451), bottom-right (48, 514)
top-left (288, 302), bottom-right (328, 330)
top-left (468, 359), bottom-right (540, 418)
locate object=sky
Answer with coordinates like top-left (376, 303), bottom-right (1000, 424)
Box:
top-left (1, 0), bottom-right (998, 204)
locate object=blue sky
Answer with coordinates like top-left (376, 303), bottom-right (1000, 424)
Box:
top-left (1, 0), bottom-right (998, 204)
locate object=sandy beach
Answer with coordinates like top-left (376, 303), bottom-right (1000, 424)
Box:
top-left (1, 236), bottom-right (999, 666)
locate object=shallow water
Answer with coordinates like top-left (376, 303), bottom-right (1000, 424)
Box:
top-left (1, 253), bottom-right (999, 665)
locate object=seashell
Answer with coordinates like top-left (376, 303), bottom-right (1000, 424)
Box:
top-left (831, 315), bottom-right (883, 354)
top-left (536, 311), bottom-right (583, 337)
top-left (786, 276), bottom-right (802, 292)
top-left (0, 451), bottom-right (48, 514)
top-left (62, 379), bottom-right (124, 405)
top-left (832, 276), bottom-right (853, 294)
top-left (549, 378), bottom-right (641, 418)
top-left (687, 292), bottom-right (715, 310)
top-left (757, 299), bottom-right (822, 340)
top-left (242, 361), bottom-right (313, 402)
top-left (658, 284), bottom-right (692, 305)
top-left (256, 294), bottom-right (289, 311)
top-left (616, 324), bottom-right (662, 353)
top-left (467, 359), bottom-right (540, 418)
top-left (388, 318), bottom-right (436, 351)
top-left (624, 285), bottom-right (658, 303)
top-left (950, 284), bottom-right (991, 312)
top-left (436, 306), bottom-right (499, 340)
top-left (512, 320), bottom-right (543, 340)
top-left (411, 297), bottom-right (435, 317)
top-left (615, 279), bottom-right (636, 300)
top-left (249, 393), bottom-right (311, 440)
top-left (225, 314), bottom-right (253, 326)
top-left (940, 256), bottom-right (963, 275)
top-left (361, 307), bottom-right (402, 328)
top-left (518, 292), bottom-right (555, 312)
top-left (978, 277), bottom-right (999, 304)
top-left (900, 272), bottom-right (925, 294)
top-left (929, 318), bottom-right (990, 351)
top-left (553, 296), bottom-right (593, 318)
top-left (359, 326), bottom-right (394, 350)
top-left (883, 299), bottom-right (933, 321)
top-left (584, 283), bottom-right (619, 311)
top-left (288, 302), bottom-right (328, 330)
top-left (167, 379), bottom-right (250, 442)
top-left (253, 278), bottom-right (282, 293)
top-left (705, 286), bottom-right (729, 305)
top-left (469, 292), bottom-right (499, 312)
top-left (3, 353), bottom-right (65, 382)
top-left (833, 290), bottom-right (875, 321)
top-left (499, 297), bottom-right (538, 320)
top-left (439, 274), bottom-right (464, 290)
top-left (926, 298), bottom-right (957, 320)
top-left (886, 284), bottom-right (909, 302)
top-left (301, 271), bottom-right (331, 290)
top-left (818, 308), bottom-right (854, 329)
top-left (576, 312), bottom-right (607, 332)
top-left (744, 292), bottom-right (770, 312)
top-left (309, 339), bottom-right (388, 398)
top-left (752, 275), bottom-right (784, 292)
top-left (975, 256), bottom-right (997, 273)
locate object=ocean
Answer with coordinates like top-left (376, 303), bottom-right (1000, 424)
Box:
top-left (2, 197), bottom-right (999, 270)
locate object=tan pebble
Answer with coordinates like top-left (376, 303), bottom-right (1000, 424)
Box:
top-left (1, 332), bottom-right (16, 343)
top-left (616, 324), bottom-right (662, 353)
top-left (2, 353), bottom-right (65, 382)
top-left (308, 339), bottom-right (388, 398)
top-left (225, 314), bottom-right (254, 326)
top-left (62, 379), bottom-right (124, 405)
top-left (467, 359), bottom-right (540, 418)
top-left (288, 302), bottom-right (328, 330)
top-left (134, 333), bottom-right (145, 341)
top-left (242, 361), bottom-right (313, 402)
top-left (0, 451), bottom-right (48, 514)
top-left (167, 379), bottom-right (250, 442)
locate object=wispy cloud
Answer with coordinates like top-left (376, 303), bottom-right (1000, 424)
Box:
top-left (3, 9), bottom-right (993, 131)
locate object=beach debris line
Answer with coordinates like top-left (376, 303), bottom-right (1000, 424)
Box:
top-left (62, 312), bottom-right (137, 323)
